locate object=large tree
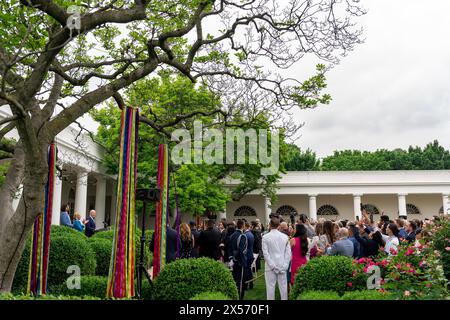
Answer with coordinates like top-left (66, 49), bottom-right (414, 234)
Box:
top-left (0, 0), bottom-right (364, 291)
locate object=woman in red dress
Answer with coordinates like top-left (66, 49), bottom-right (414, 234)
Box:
top-left (290, 224), bottom-right (309, 285)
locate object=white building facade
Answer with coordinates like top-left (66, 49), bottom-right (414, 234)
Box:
top-left (225, 171), bottom-right (450, 224)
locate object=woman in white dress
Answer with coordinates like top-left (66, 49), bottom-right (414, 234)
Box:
top-left (384, 223), bottom-right (400, 255)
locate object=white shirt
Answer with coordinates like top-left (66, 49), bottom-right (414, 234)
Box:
top-left (262, 229), bottom-right (292, 274)
top-left (384, 236), bottom-right (399, 255)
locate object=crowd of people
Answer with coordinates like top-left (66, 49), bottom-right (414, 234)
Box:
top-left (150, 209), bottom-right (436, 300)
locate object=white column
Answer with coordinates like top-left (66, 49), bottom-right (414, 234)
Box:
top-left (308, 194), bottom-right (317, 221)
top-left (353, 194), bottom-right (362, 221)
top-left (443, 194), bottom-right (450, 215)
top-left (52, 174), bottom-right (63, 225)
top-left (398, 193), bottom-right (407, 217)
top-left (94, 176), bottom-right (106, 229)
top-left (264, 197), bottom-right (272, 225)
top-left (74, 170), bottom-right (88, 218)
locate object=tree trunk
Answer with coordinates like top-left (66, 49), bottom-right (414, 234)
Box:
top-left (0, 145), bottom-right (47, 292)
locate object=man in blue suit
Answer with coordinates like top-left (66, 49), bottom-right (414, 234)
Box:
top-left (85, 210), bottom-right (97, 237)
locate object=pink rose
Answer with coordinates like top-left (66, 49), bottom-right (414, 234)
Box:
top-left (396, 264), bottom-right (402, 269)
top-left (404, 290), bottom-right (411, 297)
top-left (405, 249), bottom-right (414, 256)
top-left (407, 269), bottom-right (415, 273)
top-left (347, 282), bottom-right (353, 287)
top-left (445, 247), bottom-right (450, 251)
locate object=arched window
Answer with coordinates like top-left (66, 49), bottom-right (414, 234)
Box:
top-left (317, 205), bottom-right (339, 216)
top-left (362, 204), bottom-right (380, 215)
top-left (406, 203), bottom-right (421, 215)
top-left (234, 206), bottom-right (257, 217)
top-left (276, 205), bottom-right (297, 216)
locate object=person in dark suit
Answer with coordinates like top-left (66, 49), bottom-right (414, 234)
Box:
top-left (230, 219), bottom-right (249, 300)
top-left (85, 210), bottom-right (97, 237)
top-left (150, 225), bottom-right (181, 263)
top-left (189, 220), bottom-right (200, 258)
top-left (250, 221), bottom-right (262, 270)
top-left (198, 219), bottom-right (221, 260)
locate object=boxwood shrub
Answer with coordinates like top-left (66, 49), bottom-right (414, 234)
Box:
top-left (51, 225), bottom-right (86, 239)
top-left (55, 275), bottom-right (107, 298)
top-left (153, 257), bottom-right (238, 300)
top-left (297, 290), bottom-right (341, 300)
top-left (190, 292), bottom-right (231, 300)
top-left (290, 256), bottom-right (355, 299)
top-left (88, 238), bottom-right (112, 276)
top-left (12, 231), bottom-right (96, 293)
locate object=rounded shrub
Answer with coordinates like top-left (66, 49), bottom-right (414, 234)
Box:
top-left (55, 275), bottom-right (107, 298)
top-left (91, 229), bottom-right (115, 241)
top-left (341, 290), bottom-right (393, 300)
top-left (153, 257), bottom-right (238, 300)
top-left (296, 290), bottom-right (341, 300)
top-left (47, 235), bottom-right (97, 290)
top-left (290, 256), bottom-right (354, 299)
top-left (51, 225), bottom-right (86, 239)
top-left (12, 231), bottom-right (96, 294)
top-left (88, 238), bottom-right (113, 276)
top-left (190, 292), bottom-right (231, 300)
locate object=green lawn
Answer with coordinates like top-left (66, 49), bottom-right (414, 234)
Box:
top-left (243, 264), bottom-right (282, 300)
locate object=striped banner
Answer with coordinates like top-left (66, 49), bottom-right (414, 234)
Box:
top-left (27, 143), bottom-right (56, 296)
top-left (106, 106), bottom-right (139, 298)
top-left (152, 144), bottom-right (169, 278)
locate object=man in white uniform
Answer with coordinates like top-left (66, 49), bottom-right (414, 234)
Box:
top-left (262, 219), bottom-right (292, 300)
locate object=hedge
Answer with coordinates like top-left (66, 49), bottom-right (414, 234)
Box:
top-left (54, 275), bottom-right (107, 298)
top-left (290, 256), bottom-right (355, 299)
top-left (51, 225), bottom-right (86, 239)
top-left (0, 293), bottom-right (101, 300)
top-left (340, 290), bottom-right (393, 300)
top-left (88, 238), bottom-right (113, 276)
top-left (12, 230), bottom-right (96, 293)
top-left (190, 292), bottom-right (231, 300)
top-left (296, 290), bottom-right (341, 300)
top-left (153, 257), bottom-right (238, 300)
top-left (295, 290), bottom-right (393, 300)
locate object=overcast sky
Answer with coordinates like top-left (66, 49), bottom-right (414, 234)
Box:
top-left (77, 0), bottom-right (450, 158)
top-left (289, 0), bottom-right (450, 158)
